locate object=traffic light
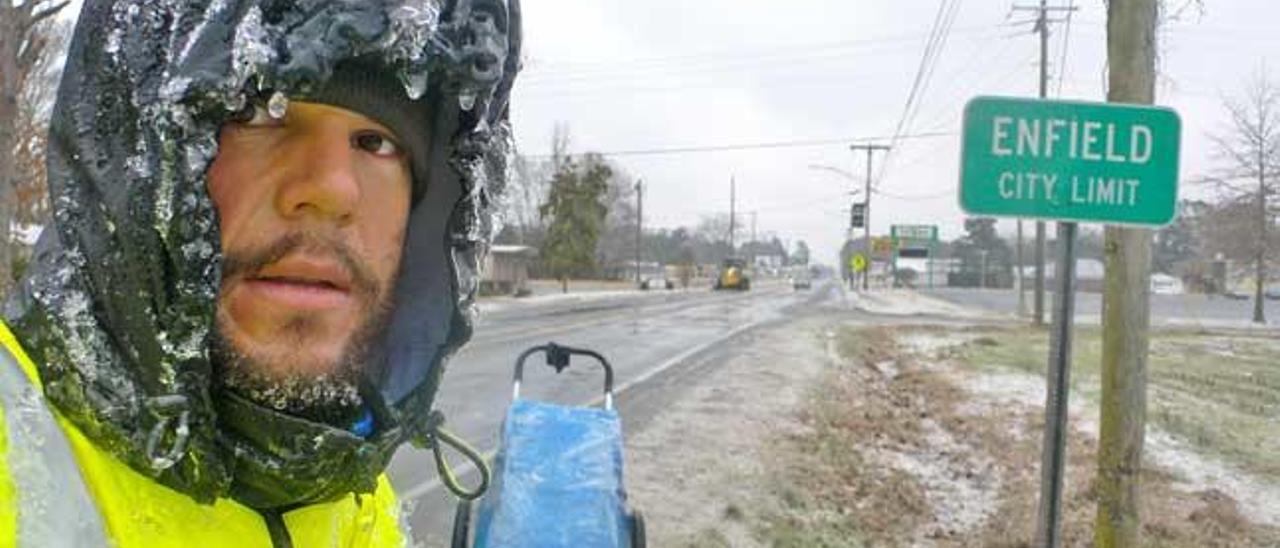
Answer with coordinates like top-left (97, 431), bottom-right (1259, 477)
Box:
top-left (850, 202), bottom-right (866, 228)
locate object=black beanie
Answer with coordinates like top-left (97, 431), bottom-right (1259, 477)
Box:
top-left (308, 58), bottom-right (435, 202)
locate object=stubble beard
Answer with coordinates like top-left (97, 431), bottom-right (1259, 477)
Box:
top-left (212, 233), bottom-right (398, 426)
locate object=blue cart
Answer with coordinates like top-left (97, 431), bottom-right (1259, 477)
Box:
top-left (451, 343), bottom-right (646, 548)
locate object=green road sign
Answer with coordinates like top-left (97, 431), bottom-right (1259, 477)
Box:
top-left (891, 224), bottom-right (938, 249)
top-left (959, 96), bottom-right (1180, 226)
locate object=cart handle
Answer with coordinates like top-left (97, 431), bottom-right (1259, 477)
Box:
top-left (512, 343), bottom-right (615, 410)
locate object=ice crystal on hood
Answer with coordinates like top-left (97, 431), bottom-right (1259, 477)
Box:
top-left (387, 1), bottom-right (442, 99)
top-left (231, 5), bottom-right (276, 95)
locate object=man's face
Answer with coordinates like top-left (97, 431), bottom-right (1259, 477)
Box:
top-left (207, 101), bottom-right (412, 411)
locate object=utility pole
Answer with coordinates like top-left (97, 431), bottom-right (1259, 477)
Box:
top-left (729, 176), bottom-right (737, 256)
top-left (634, 179), bottom-right (643, 285)
top-left (980, 250), bottom-right (989, 290)
top-left (750, 211), bottom-right (758, 270)
top-left (850, 144), bottom-right (890, 291)
top-left (1017, 221), bottom-right (1027, 315)
top-left (1013, 0), bottom-right (1076, 326)
top-left (1096, 1), bottom-right (1156, 546)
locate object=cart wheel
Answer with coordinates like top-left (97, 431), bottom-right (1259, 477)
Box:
top-left (451, 500), bottom-right (472, 548)
top-left (631, 510), bottom-right (646, 548)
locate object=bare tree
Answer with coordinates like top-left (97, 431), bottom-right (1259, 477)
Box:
top-left (1, 0), bottom-right (71, 294)
top-left (1203, 70), bottom-right (1280, 323)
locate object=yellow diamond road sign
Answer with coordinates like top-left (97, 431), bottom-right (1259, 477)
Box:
top-left (851, 253), bottom-right (868, 273)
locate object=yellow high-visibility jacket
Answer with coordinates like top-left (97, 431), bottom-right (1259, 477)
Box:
top-left (0, 322), bottom-right (405, 547)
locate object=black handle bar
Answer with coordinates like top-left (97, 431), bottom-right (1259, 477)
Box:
top-left (512, 343), bottom-right (615, 404)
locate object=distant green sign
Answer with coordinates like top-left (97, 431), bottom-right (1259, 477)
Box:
top-left (891, 224), bottom-right (938, 249)
top-left (959, 96), bottom-right (1181, 226)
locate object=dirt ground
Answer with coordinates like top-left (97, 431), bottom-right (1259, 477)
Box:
top-left (625, 316), bottom-right (831, 547)
top-left (625, 319), bottom-right (1280, 547)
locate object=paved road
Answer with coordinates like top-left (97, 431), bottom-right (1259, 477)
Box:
top-left (921, 287), bottom-right (1280, 327)
top-left (387, 279), bottom-right (825, 545)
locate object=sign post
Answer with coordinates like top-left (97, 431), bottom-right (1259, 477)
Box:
top-left (959, 96), bottom-right (1179, 547)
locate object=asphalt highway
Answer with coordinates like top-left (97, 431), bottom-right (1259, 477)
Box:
top-left (921, 287), bottom-right (1280, 327)
top-left (386, 279), bottom-right (824, 545)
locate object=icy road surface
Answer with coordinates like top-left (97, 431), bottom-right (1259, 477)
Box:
top-left (387, 279), bottom-right (822, 544)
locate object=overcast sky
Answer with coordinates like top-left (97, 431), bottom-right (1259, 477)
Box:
top-left (510, 0), bottom-right (1279, 265)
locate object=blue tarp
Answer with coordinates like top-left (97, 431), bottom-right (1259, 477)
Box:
top-left (473, 399), bottom-right (630, 548)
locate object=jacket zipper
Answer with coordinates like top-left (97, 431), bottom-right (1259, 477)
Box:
top-left (262, 510), bottom-right (294, 548)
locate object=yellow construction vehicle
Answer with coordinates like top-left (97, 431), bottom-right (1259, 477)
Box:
top-left (713, 258), bottom-right (751, 291)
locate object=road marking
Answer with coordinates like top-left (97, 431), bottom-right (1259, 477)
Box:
top-left (398, 311), bottom-right (776, 502)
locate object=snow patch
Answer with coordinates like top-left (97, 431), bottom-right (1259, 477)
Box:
top-left (960, 369), bottom-right (1280, 529)
top-left (867, 418), bottom-right (1002, 539)
top-left (849, 290), bottom-right (1004, 320)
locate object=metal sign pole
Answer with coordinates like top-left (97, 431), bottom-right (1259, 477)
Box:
top-left (1034, 220), bottom-right (1078, 548)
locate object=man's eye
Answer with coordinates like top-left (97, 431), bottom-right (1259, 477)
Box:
top-left (229, 101), bottom-right (274, 127)
top-left (352, 131), bottom-right (403, 158)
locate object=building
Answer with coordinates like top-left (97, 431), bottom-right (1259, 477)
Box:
top-left (481, 245), bottom-right (537, 296)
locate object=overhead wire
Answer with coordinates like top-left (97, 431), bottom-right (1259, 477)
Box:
top-left (873, 0), bottom-right (964, 191)
top-left (519, 25), bottom-right (998, 84)
top-left (521, 131), bottom-right (955, 160)
top-left (1056, 0), bottom-right (1075, 96)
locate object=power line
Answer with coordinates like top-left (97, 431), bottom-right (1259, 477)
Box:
top-left (875, 0), bottom-right (965, 190)
top-left (1055, 0), bottom-right (1075, 96)
top-left (521, 131), bottom-right (954, 159)
top-left (520, 25), bottom-right (999, 81)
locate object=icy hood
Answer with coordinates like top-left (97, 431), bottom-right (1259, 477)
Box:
top-left (6, 0), bottom-right (520, 508)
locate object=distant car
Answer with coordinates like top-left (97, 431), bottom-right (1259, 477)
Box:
top-left (1266, 288), bottom-right (1280, 300)
top-left (640, 276), bottom-right (674, 290)
top-left (1222, 290), bottom-right (1251, 301)
top-left (791, 274), bottom-right (812, 290)
top-left (1150, 274), bottom-right (1184, 295)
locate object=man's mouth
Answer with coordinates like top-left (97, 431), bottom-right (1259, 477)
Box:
top-left (241, 256), bottom-right (356, 311)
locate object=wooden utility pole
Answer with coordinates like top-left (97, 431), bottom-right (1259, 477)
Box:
top-left (634, 179), bottom-right (643, 285)
top-left (850, 144), bottom-right (890, 291)
top-left (1013, 0), bottom-right (1075, 326)
top-left (728, 176), bottom-right (736, 255)
top-left (1096, 1), bottom-right (1157, 546)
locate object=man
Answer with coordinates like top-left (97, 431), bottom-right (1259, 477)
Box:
top-left (0, 0), bottom-right (520, 545)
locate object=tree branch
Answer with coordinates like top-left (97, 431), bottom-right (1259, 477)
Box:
top-left (27, 1), bottom-right (71, 29)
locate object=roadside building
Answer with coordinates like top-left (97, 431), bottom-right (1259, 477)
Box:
top-left (482, 245), bottom-right (537, 296)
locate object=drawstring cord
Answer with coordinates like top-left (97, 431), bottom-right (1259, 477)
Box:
top-left (145, 394), bottom-right (192, 471)
top-left (423, 410), bottom-right (491, 501)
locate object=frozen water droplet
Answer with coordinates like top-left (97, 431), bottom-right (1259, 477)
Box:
top-left (224, 93), bottom-right (246, 112)
top-left (459, 92), bottom-right (476, 111)
top-left (403, 72), bottom-right (429, 100)
top-left (267, 91), bottom-right (289, 119)
top-left (104, 30), bottom-right (122, 55)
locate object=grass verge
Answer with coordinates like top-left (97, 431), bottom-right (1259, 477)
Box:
top-left (958, 326), bottom-right (1280, 479)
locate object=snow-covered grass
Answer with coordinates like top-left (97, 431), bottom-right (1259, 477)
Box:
top-left (847, 289), bottom-right (1009, 320)
top-left (951, 327), bottom-right (1280, 528)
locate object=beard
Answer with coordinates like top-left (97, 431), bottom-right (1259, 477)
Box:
top-left (212, 232), bottom-right (397, 426)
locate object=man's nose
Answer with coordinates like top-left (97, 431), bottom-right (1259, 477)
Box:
top-left (274, 124), bottom-right (362, 223)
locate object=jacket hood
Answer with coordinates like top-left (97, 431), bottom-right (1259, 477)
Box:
top-left (5, 0), bottom-right (520, 508)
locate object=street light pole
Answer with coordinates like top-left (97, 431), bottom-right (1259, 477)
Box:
top-left (850, 144), bottom-right (891, 291)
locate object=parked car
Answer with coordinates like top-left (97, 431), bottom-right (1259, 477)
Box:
top-left (791, 271), bottom-right (812, 290)
top-left (640, 276), bottom-right (674, 290)
top-left (1222, 290), bottom-right (1251, 301)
